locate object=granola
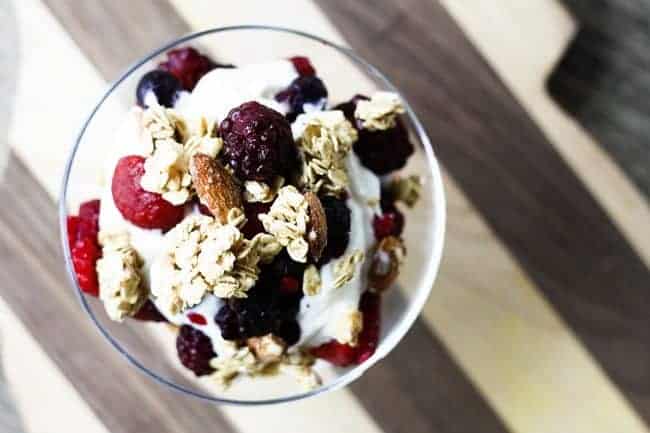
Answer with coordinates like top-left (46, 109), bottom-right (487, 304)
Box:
top-left (258, 185), bottom-right (310, 262)
top-left (334, 309), bottom-right (363, 346)
top-left (96, 231), bottom-right (147, 322)
top-left (151, 214), bottom-right (280, 316)
top-left (389, 175), bottom-right (422, 207)
top-left (243, 176), bottom-right (284, 203)
top-left (302, 264), bottom-right (321, 296)
top-left (355, 91), bottom-right (405, 131)
top-left (295, 110), bottom-right (357, 196)
top-left (333, 249), bottom-right (365, 289)
top-left (140, 107), bottom-right (222, 205)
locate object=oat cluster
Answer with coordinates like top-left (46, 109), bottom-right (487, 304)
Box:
top-left (334, 309), bottom-right (364, 346)
top-left (152, 213), bottom-right (281, 316)
top-left (302, 264), bottom-right (321, 296)
top-left (355, 91), bottom-right (405, 131)
top-left (140, 106), bottom-right (222, 205)
top-left (258, 185), bottom-right (311, 263)
top-left (333, 249), bottom-right (365, 289)
top-left (295, 110), bottom-right (358, 196)
top-left (96, 231), bottom-right (147, 321)
top-left (390, 175), bottom-right (422, 207)
top-left (243, 177), bottom-right (284, 203)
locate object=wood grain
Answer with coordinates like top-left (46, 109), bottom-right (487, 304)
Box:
top-left (316, 0), bottom-right (650, 421)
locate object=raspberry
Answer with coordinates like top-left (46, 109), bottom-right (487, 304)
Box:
top-left (373, 208), bottom-right (404, 239)
top-left (66, 216), bottom-right (80, 250)
top-left (112, 156), bottom-right (185, 230)
top-left (133, 300), bottom-right (167, 322)
top-left (241, 201), bottom-right (271, 239)
top-left (71, 236), bottom-right (100, 296)
top-left (311, 291), bottom-right (381, 366)
top-left (219, 101), bottom-right (296, 183)
top-left (336, 96), bottom-right (414, 175)
top-left (289, 56), bottom-right (316, 76)
top-left (187, 312), bottom-right (207, 326)
top-left (176, 325), bottom-right (216, 376)
top-left (275, 75), bottom-right (327, 121)
top-left (158, 47), bottom-right (229, 91)
top-left (319, 196), bottom-right (351, 264)
top-left (68, 199), bottom-right (102, 297)
top-left (78, 199), bottom-right (100, 239)
top-left (136, 70), bottom-right (181, 108)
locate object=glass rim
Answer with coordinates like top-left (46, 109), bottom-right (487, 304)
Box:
top-left (59, 24), bottom-right (447, 406)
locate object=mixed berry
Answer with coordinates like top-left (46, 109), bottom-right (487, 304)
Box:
top-left (68, 47), bottom-right (421, 384)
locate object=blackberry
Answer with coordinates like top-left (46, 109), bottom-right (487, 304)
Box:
top-left (275, 75), bottom-right (328, 121)
top-left (241, 201), bottom-right (271, 239)
top-left (214, 254), bottom-right (306, 344)
top-left (136, 70), bottom-right (181, 108)
top-left (176, 325), bottom-right (216, 376)
top-left (219, 101), bottom-right (296, 183)
top-left (133, 300), bottom-right (167, 322)
top-left (319, 196), bottom-right (351, 263)
top-left (336, 96), bottom-right (414, 175)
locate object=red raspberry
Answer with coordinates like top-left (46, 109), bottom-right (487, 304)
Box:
top-left (372, 208), bottom-right (404, 240)
top-left (78, 199), bottom-right (100, 239)
top-left (158, 47), bottom-right (217, 91)
top-left (311, 292), bottom-right (381, 366)
top-left (219, 101), bottom-right (296, 183)
top-left (66, 216), bottom-right (80, 250)
top-left (176, 325), bottom-right (216, 376)
top-left (133, 300), bottom-right (167, 322)
top-left (71, 236), bottom-right (101, 296)
top-left (187, 312), bottom-right (208, 326)
top-left (112, 156), bottom-right (185, 231)
top-left (289, 56), bottom-right (316, 76)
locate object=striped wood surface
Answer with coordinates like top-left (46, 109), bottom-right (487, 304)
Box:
top-left (1, 1), bottom-right (649, 433)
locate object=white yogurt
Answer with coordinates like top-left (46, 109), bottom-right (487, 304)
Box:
top-left (99, 60), bottom-right (381, 354)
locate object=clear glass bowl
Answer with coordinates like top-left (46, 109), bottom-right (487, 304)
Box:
top-left (59, 25), bottom-right (446, 405)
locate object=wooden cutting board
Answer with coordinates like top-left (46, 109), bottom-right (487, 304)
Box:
top-left (1, 1), bottom-right (649, 433)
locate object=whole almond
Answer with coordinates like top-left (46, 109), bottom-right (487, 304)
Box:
top-left (305, 192), bottom-right (328, 262)
top-left (190, 154), bottom-right (242, 224)
top-left (368, 236), bottom-right (405, 292)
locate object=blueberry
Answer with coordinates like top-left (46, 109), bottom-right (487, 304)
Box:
top-left (136, 70), bottom-right (182, 108)
top-left (275, 76), bottom-right (328, 120)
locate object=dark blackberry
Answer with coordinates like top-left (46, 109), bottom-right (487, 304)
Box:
top-left (133, 300), bottom-right (167, 322)
top-left (219, 101), bottom-right (297, 183)
top-left (319, 196), bottom-right (351, 264)
top-left (176, 325), bottom-right (216, 376)
top-left (277, 320), bottom-right (301, 346)
top-left (336, 96), bottom-right (414, 175)
top-left (241, 201), bottom-right (271, 239)
top-left (136, 70), bottom-right (181, 108)
top-left (275, 75), bottom-right (328, 121)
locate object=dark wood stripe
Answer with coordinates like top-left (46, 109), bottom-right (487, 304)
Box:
top-left (317, 0), bottom-right (650, 422)
top-left (42, 0), bottom-right (190, 78)
top-left (548, 0), bottom-right (650, 197)
top-left (37, 1), bottom-right (511, 431)
top-left (0, 154), bottom-right (236, 433)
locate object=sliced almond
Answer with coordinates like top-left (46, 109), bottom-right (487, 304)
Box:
top-left (247, 334), bottom-right (286, 363)
top-left (369, 236), bottom-right (405, 292)
top-left (190, 154), bottom-right (242, 224)
top-left (304, 191), bottom-right (328, 262)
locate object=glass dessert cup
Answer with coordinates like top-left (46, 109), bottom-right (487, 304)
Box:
top-left (60, 26), bottom-right (446, 405)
